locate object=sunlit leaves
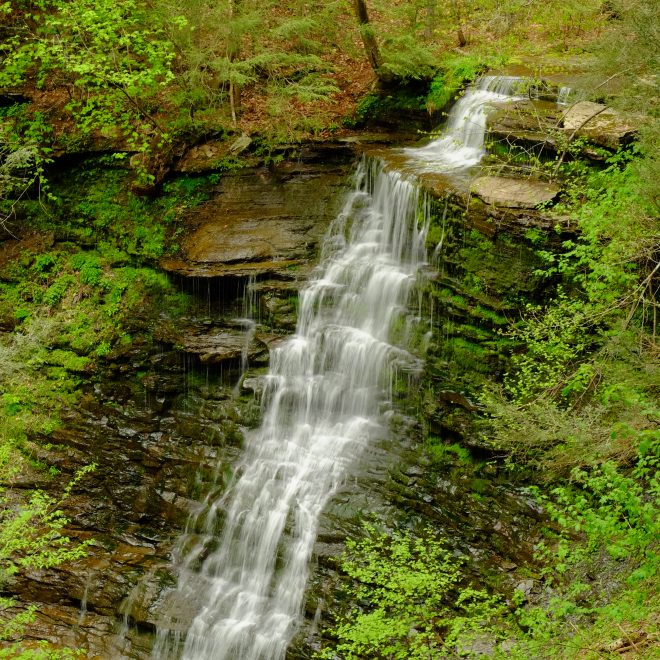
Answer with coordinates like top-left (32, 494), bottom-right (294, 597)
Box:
top-left (320, 525), bottom-right (504, 659)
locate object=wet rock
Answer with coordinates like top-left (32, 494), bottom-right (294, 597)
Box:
top-left (471, 176), bottom-right (560, 209)
top-left (241, 375), bottom-right (268, 396)
top-left (457, 634), bottom-right (497, 657)
top-left (262, 292), bottom-right (298, 330)
top-left (179, 328), bottom-right (268, 365)
top-left (437, 390), bottom-right (480, 412)
top-left (140, 373), bottom-right (184, 394)
top-left (515, 579), bottom-right (535, 601)
top-left (368, 146), bottom-right (568, 235)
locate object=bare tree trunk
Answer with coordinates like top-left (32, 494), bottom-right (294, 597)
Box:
top-left (451, 0), bottom-right (467, 47)
top-left (228, 0), bottom-right (241, 124)
top-left (352, 0), bottom-right (392, 83)
top-left (424, 0), bottom-right (436, 40)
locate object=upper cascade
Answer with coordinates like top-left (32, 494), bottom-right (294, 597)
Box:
top-left (404, 75), bottom-right (526, 172)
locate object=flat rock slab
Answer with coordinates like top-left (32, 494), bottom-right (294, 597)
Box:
top-left (180, 328), bottom-right (268, 364)
top-left (471, 176), bottom-right (560, 209)
top-left (561, 101), bottom-right (637, 149)
top-left (486, 99), bottom-right (639, 155)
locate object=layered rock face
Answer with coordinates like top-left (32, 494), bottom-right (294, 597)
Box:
top-left (161, 146), bottom-right (353, 279)
top-left (4, 147), bottom-right (355, 658)
top-left (487, 98), bottom-right (639, 157)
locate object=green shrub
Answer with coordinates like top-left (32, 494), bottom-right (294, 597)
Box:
top-left (319, 525), bottom-right (504, 659)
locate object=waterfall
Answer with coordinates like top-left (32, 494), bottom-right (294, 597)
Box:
top-left (556, 85), bottom-right (584, 106)
top-left (557, 85), bottom-right (573, 105)
top-left (152, 73), bottom-right (532, 660)
top-left (406, 75), bottom-right (525, 172)
top-left (154, 158), bottom-right (430, 660)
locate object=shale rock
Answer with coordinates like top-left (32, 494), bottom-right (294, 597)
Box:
top-left (161, 156), bottom-right (352, 279)
top-left (179, 328), bottom-right (268, 365)
top-left (487, 98), bottom-right (639, 155)
top-left (561, 101), bottom-right (637, 149)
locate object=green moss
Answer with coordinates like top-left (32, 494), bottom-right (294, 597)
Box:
top-left (426, 437), bottom-right (472, 466)
top-left (425, 54), bottom-right (486, 114)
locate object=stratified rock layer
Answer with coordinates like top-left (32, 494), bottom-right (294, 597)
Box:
top-left (161, 149), bottom-right (353, 279)
top-left (562, 101), bottom-right (637, 149)
top-left (487, 99), bottom-right (639, 155)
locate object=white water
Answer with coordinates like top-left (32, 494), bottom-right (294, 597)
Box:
top-left (155, 159), bottom-right (430, 660)
top-left (152, 74), bottom-right (536, 659)
top-left (405, 75), bottom-right (525, 172)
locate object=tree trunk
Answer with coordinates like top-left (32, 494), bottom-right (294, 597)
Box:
top-left (424, 1), bottom-right (436, 40)
top-left (352, 0), bottom-right (392, 83)
top-left (228, 0), bottom-right (241, 124)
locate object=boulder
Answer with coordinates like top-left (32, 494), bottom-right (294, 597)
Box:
top-left (561, 101), bottom-right (637, 149)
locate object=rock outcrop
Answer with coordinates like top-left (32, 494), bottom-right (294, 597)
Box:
top-left (161, 150), bottom-right (353, 279)
top-left (487, 98), bottom-right (640, 157)
top-left (561, 101), bottom-right (637, 150)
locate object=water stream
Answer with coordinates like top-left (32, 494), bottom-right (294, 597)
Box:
top-left (154, 159), bottom-right (430, 660)
top-left (154, 75), bottom-right (526, 660)
top-left (405, 75), bottom-right (525, 172)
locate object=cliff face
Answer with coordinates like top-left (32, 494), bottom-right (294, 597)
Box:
top-left (1, 76), bottom-right (635, 657)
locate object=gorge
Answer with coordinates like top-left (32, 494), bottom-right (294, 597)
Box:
top-left (9, 74), bottom-right (561, 657)
top-left (1, 23), bottom-right (657, 655)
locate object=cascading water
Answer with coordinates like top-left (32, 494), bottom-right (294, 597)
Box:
top-left (405, 75), bottom-right (525, 172)
top-left (154, 158), bottom-right (430, 660)
top-left (152, 74), bottom-right (533, 660)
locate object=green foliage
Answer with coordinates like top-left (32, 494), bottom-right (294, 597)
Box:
top-left (541, 453), bottom-right (659, 574)
top-left (497, 435), bottom-right (659, 658)
top-left (156, 0), bottom-right (340, 125)
top-left (494, 149), bottom-right (657, 412)
top-left (319, 525), bottom-right (504, 659)
top-left (0, 462), bottom-right (95, 654)
top-left (0, 465), bottom-right (96, 585)
top-left (588, 0), bottom-right (660, 112)
top-left (0, 108), bottom-right (54, 224)
top-left (426, 437), bottom-right (472, 465)
top-left (346, 87), bottom-right (429, 128)
top-left (0, 0), bottom-right (179, 149)
top-left (426, 55), bottom-right (485, 113)
top-left (0, 643), bottom-right (82, 659)
top-left (503, 292), bottom-right (594, 401)
top-left (379, 34), bottom-right (436, 80)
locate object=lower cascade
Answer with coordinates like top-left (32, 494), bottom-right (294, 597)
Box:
top-left (154, 158), bottom-right (431, 659)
